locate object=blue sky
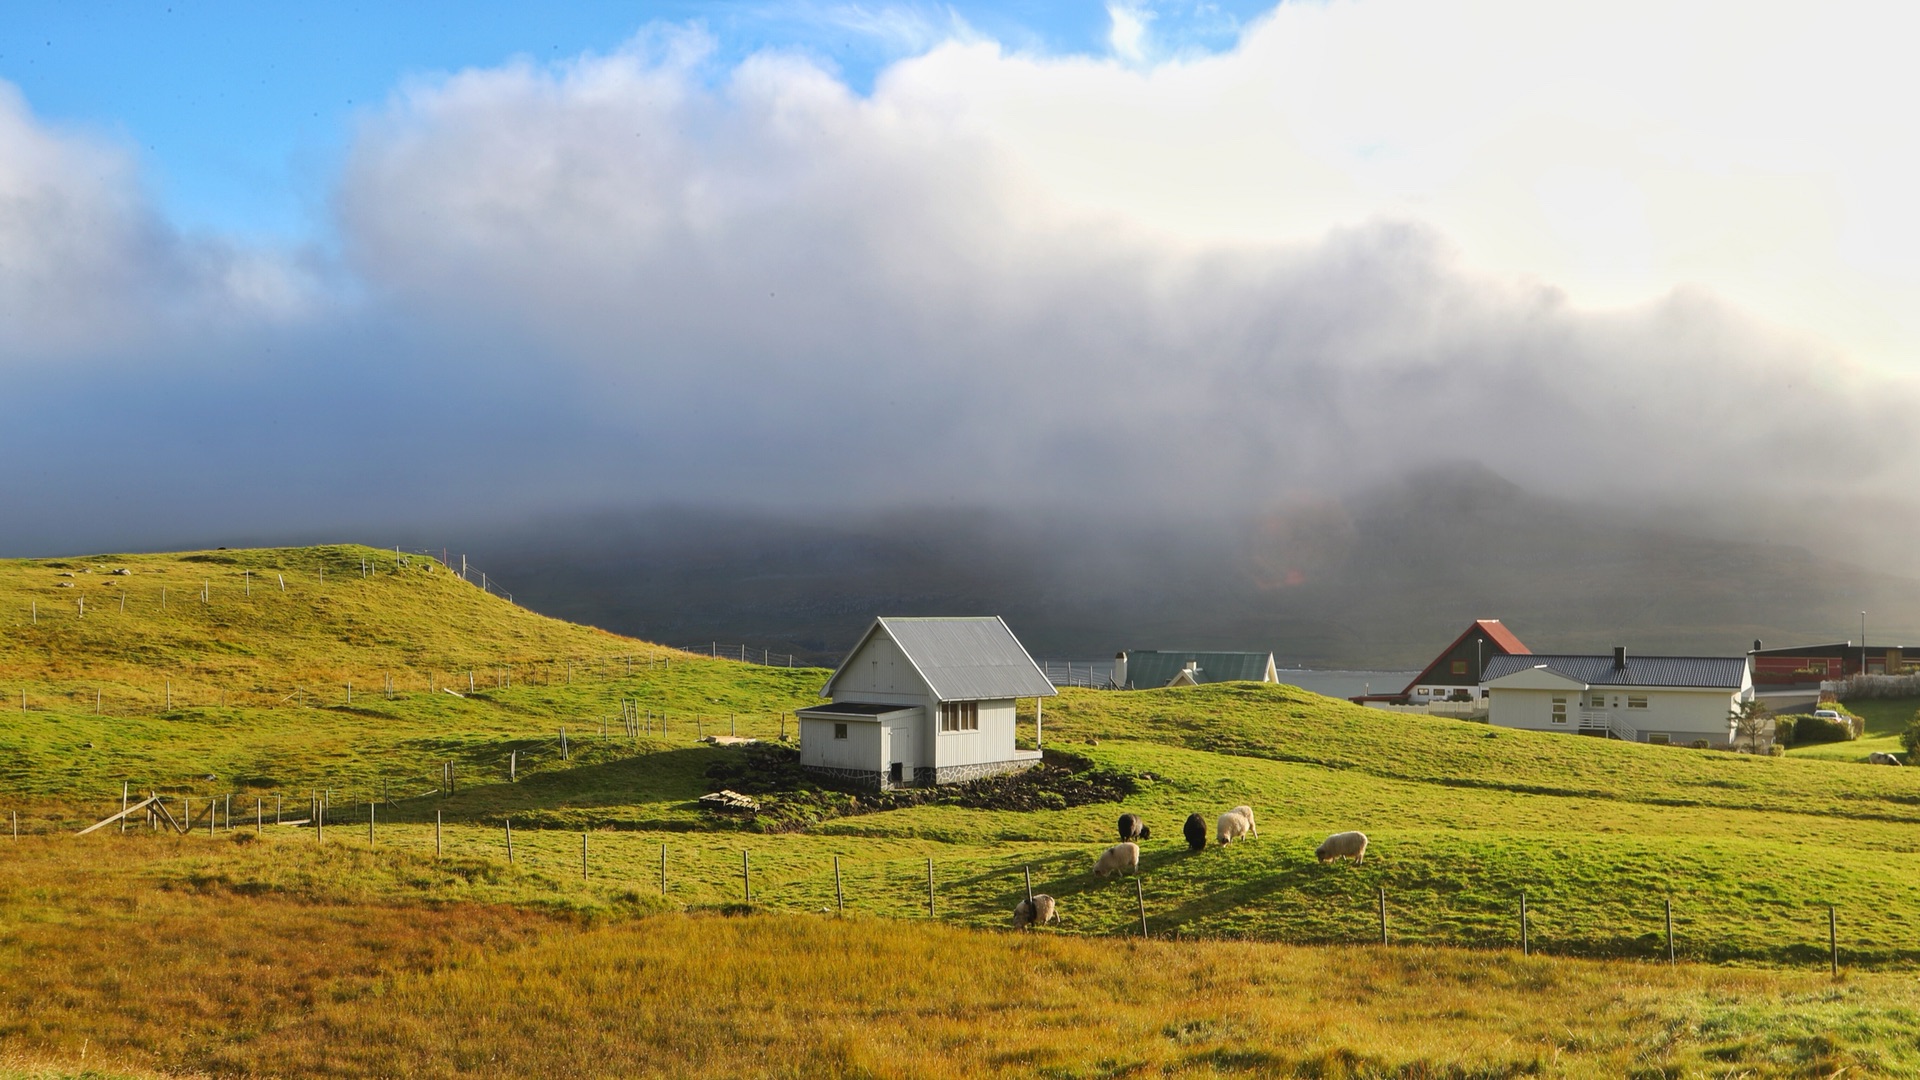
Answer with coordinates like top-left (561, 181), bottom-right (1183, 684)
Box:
top-left (1, 2), bottom-right (1265, 241)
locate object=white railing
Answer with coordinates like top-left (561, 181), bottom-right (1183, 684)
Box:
top-left (1610, 716), bottom-right (1638, 743)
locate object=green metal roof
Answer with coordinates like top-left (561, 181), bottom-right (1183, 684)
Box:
top-left (1122, 650), bottom-right (1275, 689)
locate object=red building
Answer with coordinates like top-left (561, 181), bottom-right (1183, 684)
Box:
top-left (1353, 619), bottom-right (1531, 705)
top-left (1749, 642), bottom-right (1916, 687)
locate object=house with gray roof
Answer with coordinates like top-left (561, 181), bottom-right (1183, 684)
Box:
top-left (1482, 647), bottom-right (1755, 748)
top-left (1114, 650), bottom-right (1279, 690)
top-left (796, 616), bottom-right (1056, 789)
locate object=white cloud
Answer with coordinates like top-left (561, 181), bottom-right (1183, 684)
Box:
top-left (1107, 3), bottom-right (1154, 62)
top-left (3, 3), bottom-right (1919, 553)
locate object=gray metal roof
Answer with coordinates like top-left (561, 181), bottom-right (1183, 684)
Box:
top-left (1483, 653), bottom-right (1748, 689)
top-left (822, 616), bottom-right (1057, 701)
top-left (1122, 650), bottom-right (1275, 689)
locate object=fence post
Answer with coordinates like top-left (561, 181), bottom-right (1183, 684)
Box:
top-left (256, 797), bottom-right (262, 835)
top-left (835, 855), bottom-right (844, 914)
top-left (121, 782), bottom-right (130, 835)
top-left (1377, 886), bottom-right (1388, 946)
top-left (581, 833), bottom-right (589, 881)
top-left (435, 810), bottom-right (442, 857)
top-left (927, 858), bottom-right (935, 917)
top-left (1024, 865), bottom-right (1033, 903)
top-left (1830, 905), bottom-right (1839, 977)
top-left (1521, 892), bottom-right (1529, 956)
top-left (510, 750), bottom-right (516, 783)
top-left (743, 850), bottom-right (751, 904)
top-left (505, 818), bottom-right (513, 863)
top-left (1136, 873), bottom-right (1148, 938)
top-left (315, 792), bottom-right (322, 844)
top-left (661, 843), bottom-right (668, 896)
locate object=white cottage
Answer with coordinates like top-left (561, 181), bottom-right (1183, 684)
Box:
top-left (1482, 648), bottom-right (1754, 748)
top-left (796, 616), bottom-right (1056, 789)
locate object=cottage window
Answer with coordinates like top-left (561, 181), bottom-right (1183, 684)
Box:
top-left (940, 701), bottom-right (978, 732)
top-left (1627, 695), bottom-right (1648, 709)
top-left (833, 723), bottom-right (848, 740)
top-left (1450, 660), bottom-right (1468, 675)
top-left (1551, 697), bottom-right (1567, 724)
top-left (1647, 732), bottom-right (1670, 745)
top-left (1590, 694), bottom-right (1606, 709)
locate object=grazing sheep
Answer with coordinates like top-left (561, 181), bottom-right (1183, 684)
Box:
top-left (1093, 841), bottom-right (1140, 878)
top-left (1315, 830), bottom-right (1369, 864)
top-left (1012, 894), bottom-right (1058, 929)
top-left (1870, 752), bottom-right (1904, 766)
top-left (1118, 813), bottom-right (1151, 843)
top-left (1183, 812), bottom-right (1207, 851)
top-left (1230, 805), bottom-right (1257, 837)
top-left (1216, 809), bottom-right (1251, 845)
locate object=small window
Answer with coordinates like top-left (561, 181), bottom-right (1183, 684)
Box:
top-left (1450, 660), bottom-right (1468, 675)
top-left (833, 723), bottom-right (848, 740)
top-left (1590, 694), bottom-right (1606, 708)
top-left (940, 701), bottom-right (978, 732)
top-left (1627, 695), bottom-right (1648, 709)
top-left (1416, 687), bottom-right (1430, 697)
top-left (1647, 732), bottom-right (1670, 745)
top-left (1551, 696), bottom-right (1567, 724)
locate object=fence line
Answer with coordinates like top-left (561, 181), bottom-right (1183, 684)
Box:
top-left (676, 643), bottom-right (800, 668)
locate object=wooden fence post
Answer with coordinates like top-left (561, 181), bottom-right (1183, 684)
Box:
top-left (1377, 886), bottom-right (1388, 946)
top-left (505, 818), bottom-right (513, 863)
top-left (368, 802), bottom-right (375, 848)
top-left (121, 782), bottom-right (130, 836)
top-left (255, 797), bottom-right (262, 835)
top-left (1830, 905), bottom-right (1839, 977)
top-left (1521, 892), bottom-right (1529, 956)
top-left (1666, 897), bottom-right (1675, 965)
top-left (435, 810), bottom-right (442, 857)
top-left (835, 855), bottom-right (844, 914)
top-left (1136, 873), bottom-right (1148, 938)
top-left (927, 858), bottom-right (935, 917)
top-left (661, 843), bottom-right (668, 896)
top-left (581, 833), bottom-right (589, 881)
top-left (743, 850), bottom-right (751, 904)
top-left (1024, 865), bottom-right (1033, 903)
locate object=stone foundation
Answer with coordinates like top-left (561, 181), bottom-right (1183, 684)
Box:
top-left (804, 758), bottom-right (1040, 791)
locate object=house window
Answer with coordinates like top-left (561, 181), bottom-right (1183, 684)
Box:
top-left (1647, 732), bottom-right (1670, 745)
top-left (940, 701), bottom-right (978, 732)
top-left (1450, 660), bottom-right (1468, 675)
top-left (1551, 697), bottom-right (1567, 724)
top-left (833, 723), bottom-right (848, 740)
top-left (1590, 694), bottom-right (1606, 708)
top-left (1627, 695), bottom-right (1648, 710)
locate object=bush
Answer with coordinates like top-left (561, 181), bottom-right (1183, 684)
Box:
top-left (1773, 715), bottom-right (1797, 747)
top-left (1794, 712), bottom-right (1856, 745)
top-left (1902, 709), bottom-right (1920, 759)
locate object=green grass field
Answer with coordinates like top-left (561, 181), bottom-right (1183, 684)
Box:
top-left (7, 545), bottom-right (1920, 1077)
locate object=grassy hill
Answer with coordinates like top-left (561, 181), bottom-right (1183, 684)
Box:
top-left (6, 544), bottom-right (1920, 1077)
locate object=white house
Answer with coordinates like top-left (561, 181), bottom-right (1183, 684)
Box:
top-left (1482, 648), bottom-right (1755, 748)
top-left (795, 616), bottom-right (1057, 789)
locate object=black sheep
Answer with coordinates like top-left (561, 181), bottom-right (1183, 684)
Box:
top-left (1117, 812), bottom-right (1151, 843)
top-left (1183, 812), bottom-right (1207, 851)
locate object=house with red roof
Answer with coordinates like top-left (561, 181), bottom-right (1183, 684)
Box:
top-left (1352, 619), bottom-right (1531, 709)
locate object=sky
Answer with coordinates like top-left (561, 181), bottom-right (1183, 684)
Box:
top-left (2, 1), bottom-right (1917, 558)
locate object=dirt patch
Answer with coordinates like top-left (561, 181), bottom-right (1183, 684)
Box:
top-left (702, 746), bottom-right (1137, 832)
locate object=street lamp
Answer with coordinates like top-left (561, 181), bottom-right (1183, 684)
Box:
top-left (1862, 611), bottom-right (1868, 676)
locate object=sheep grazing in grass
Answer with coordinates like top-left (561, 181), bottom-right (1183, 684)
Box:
top-left (1230, 805), bottom-right (1257, 837)
top-left (1315, 830), bottom-right (1369, 864)
top-left (1216, 809), bottom-right (1252, 845)
top-left (1013, 894), bottom-right (1058, 929)
top-left (1870, 752), bottom-right (1903, 766)
top-left (1093, 841), bottom-right (1140, 878)
top-left (1183, 812), bottom-right (1207, 851)
top-left (1117, 813), bottom-right (1151, 843)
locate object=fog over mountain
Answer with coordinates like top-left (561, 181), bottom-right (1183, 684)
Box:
top-left (4, 7), bottom-right (1918, 620)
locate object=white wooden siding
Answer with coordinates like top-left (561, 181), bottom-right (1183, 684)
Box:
top-left (799, 717), bottom-right (883, 771)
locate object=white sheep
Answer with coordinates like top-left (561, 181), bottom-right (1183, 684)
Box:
top-left (1315, 830), bottom-right (1369, 864)
top-left (1093, 841), bottom-right (1140, 877)
top-left (1012, 894), bottom-right (1058, 928)
top-left (1230, 805), bottom-right (1257, 837)
top-left (1216, 809), bottom-right (1251, 845)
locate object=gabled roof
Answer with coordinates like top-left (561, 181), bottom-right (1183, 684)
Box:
top-left (820, 616), bottom-right (1057, 701)
top-left (1401, 619), bottom-right (1530, 693)
top-left (1482, 654), bottom-right (1748, 690)
top-left (1123, 650), bottom-right (1275, 689)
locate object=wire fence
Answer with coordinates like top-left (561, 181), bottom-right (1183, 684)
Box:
top-left (676, 643), bottom-right (802, 668)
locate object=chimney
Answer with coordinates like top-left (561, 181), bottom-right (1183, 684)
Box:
top-left (1613, 646), bottom-right (1626, 670)
top-left (1753, 639), bottom-right (1763, 653)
